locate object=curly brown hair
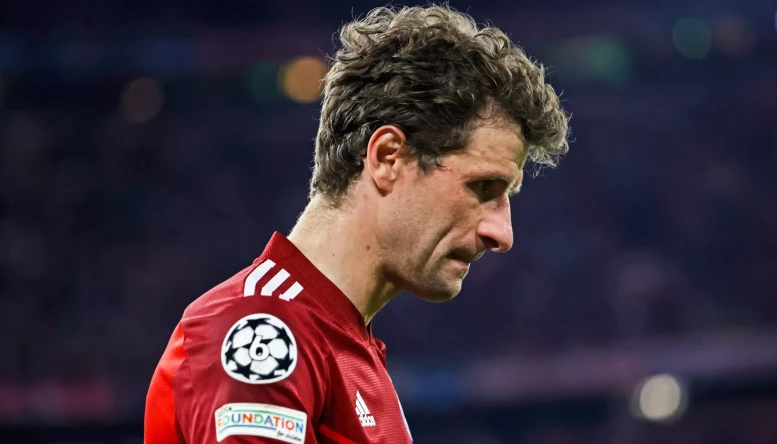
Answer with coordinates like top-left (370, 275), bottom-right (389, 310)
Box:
top-left (311, 4), bottom-right (570, 202)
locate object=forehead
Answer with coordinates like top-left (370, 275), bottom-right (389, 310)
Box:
top-left (456, 121), bottom-right (527, 172)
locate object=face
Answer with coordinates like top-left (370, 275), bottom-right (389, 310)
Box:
top-left (376, 121), bottom-right (527, 302)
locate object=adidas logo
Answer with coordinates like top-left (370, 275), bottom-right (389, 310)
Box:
top-left (243, 259), bottom-right (304, 301)
top-left (355, 391), bottom-right (375, 427)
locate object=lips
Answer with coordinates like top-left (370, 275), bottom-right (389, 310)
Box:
top-left (449, 250), bottom-right (481, 264)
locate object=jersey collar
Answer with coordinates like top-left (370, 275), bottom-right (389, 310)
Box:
top-left (261, 232), bottom-right (371, 342)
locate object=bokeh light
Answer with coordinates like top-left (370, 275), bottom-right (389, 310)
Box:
top-left (631, 374), bottom-right (687, 422)
top-left (120, 78), bottom-right (164, 123)
top-left (714, 16), bottom-right (755, 56)
top-left (673, 18), bottom-right (712, 60)
top-left (279, 56), bottom-right (327, 103)
top-left (586, 37), bottom-right (631, 82)
top-left (546, 36), bottom-right (631, 83)
top-left (249, 61), bottom-right (281, 103)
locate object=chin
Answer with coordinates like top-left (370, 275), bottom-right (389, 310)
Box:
top-left (392, 265), bottom-right (465, 303)
top-left (411, 281), bottom-right (462, 303)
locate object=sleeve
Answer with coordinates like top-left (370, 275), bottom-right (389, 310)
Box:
top-left (145, 323), bottom-right (186, 444)
top-left (174, 297), bottom-right (329, 444)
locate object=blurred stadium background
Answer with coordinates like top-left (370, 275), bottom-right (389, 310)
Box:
top-left (1, 0), bottom-right (776, 442)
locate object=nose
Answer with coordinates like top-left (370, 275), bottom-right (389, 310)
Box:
top-left (476, 200), bottom-right (514, 253)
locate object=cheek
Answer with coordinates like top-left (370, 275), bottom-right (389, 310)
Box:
top-left (449, 191), bottom-right (482, 224)
top-left (382, 194), bottom-right (429, 249)
top-left (393, 178), bottom-right (465, 252)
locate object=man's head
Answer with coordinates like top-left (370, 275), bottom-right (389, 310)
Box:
top-left (310, 5), bottom-right (570, 301)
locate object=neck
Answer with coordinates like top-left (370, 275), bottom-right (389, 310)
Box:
top-left (287, 194), bottom-right (400, 325)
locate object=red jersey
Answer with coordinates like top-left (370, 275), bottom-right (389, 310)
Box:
top-left (144, 232), bottom-right (413, 444)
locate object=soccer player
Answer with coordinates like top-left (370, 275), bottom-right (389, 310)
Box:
top-left (145, 5), bottom-right (569, 444)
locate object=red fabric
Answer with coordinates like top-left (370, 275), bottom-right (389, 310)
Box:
top-left (145, 323), bottom-right (186, 444)
top-left (144, 232), bottom-right (413, 444)
top-left (318, 425), bottom-right (359, 444)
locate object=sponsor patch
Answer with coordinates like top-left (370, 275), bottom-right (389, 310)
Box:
top-left (215, 402), bottom-right (307, 443)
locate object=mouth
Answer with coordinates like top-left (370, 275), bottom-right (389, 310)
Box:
top-left (449, 252), bottom-right (475, 265)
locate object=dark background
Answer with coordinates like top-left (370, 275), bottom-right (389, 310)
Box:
top-left (1, 0), bottom-right (776, 442)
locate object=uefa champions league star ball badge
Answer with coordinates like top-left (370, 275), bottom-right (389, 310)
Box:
top-left (221, 313), bottom-right (298, 384)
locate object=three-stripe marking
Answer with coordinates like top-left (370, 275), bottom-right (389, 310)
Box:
top-left (243, 259), bottom-right (304, 301)
top-left (355, 391), bottom-right (375, 427)
top-left (355, 391), bottom-right (371, 416)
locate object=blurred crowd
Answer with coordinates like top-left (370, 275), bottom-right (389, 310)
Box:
top-left (0, 0), bottom-right (775, 438)
top-left (408, 397), bottom-right (777, 444)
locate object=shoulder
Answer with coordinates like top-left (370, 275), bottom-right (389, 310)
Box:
top-left (182, 258), bottom-right (323, 339)
top-left (168, 260), bottom-right (333, 441)
top-left (181, 259), bottom-right (328, 364)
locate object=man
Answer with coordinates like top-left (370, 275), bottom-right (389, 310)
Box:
top-left (145, 5), bottom-right (569, 444)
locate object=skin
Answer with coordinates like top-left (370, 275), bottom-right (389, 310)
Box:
top-left (288, 118), bottom-right (527, 325)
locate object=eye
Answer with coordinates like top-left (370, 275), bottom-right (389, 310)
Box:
top-left (471, 180), bottom-right (501, 201)
top-left (477, 180), bottom-right (493, 194)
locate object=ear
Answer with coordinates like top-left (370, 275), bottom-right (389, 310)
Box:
top-left (364, 125), bottom-right (407, 194)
